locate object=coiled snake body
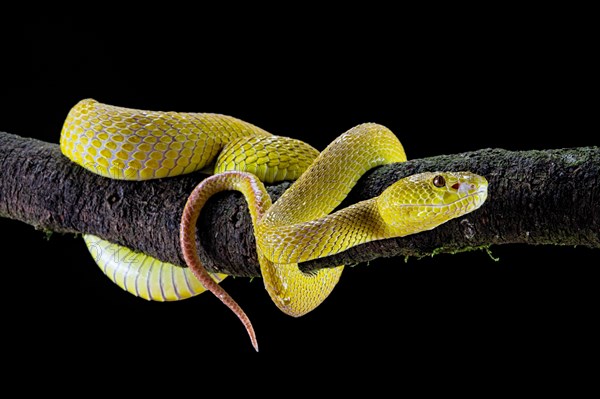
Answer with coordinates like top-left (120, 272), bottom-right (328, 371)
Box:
top-left (61, 99), bottom-right (488, 351)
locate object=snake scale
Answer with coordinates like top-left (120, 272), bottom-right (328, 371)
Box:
top-left (60, 99), bottom-right (488, 351)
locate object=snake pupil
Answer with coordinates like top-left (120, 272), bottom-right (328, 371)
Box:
top-left (433, 175), bottom-right (446, 187)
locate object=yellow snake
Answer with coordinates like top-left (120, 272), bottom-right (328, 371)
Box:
top-left (60, 99), bottom-right (488, 351)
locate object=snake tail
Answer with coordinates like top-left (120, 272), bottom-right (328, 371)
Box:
top-left (180, 171), bottom-right (273, 352)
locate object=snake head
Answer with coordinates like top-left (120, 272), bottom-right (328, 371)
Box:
top-left (376, 171), bottom-right (488, 235)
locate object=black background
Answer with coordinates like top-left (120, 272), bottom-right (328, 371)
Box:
top-left (1, 13), bottom-right (597, 369)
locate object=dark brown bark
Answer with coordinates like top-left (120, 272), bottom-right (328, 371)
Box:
top-left (1, 131), bottom-right (599, 277)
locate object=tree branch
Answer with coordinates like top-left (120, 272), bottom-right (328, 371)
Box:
top-left (1, 131), bottom-right (598, 277)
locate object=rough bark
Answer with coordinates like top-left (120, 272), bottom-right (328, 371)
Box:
top-left (1, 131), bottom-right (598, 277)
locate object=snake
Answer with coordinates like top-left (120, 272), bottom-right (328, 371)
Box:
top-left (60, 99), bottom-right (488, 351)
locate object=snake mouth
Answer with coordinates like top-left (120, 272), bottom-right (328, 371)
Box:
top-left (447, 188), bottom-right (488, 210)
top-left (402, 188), bottom-right (488, 209)
top-left (463, 188), bottom-right (488, 209)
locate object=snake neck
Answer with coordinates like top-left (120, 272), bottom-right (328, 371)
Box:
top-left (258, 198), bottom-right (395, 264)
top-left (261, 123), bottom-right (406, 227)
top-left (256, 123), bottom-right (406, 264)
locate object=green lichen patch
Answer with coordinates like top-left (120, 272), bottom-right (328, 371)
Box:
top-left (428, 244), bottom-right (499, 261)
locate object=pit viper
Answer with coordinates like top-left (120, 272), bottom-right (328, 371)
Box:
top-left (60, 99), bottom-right (488, 351)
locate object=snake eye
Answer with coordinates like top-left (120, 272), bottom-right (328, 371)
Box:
top-left (432, 175), bottom-right (446, 187)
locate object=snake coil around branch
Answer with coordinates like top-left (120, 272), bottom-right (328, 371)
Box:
top-left (1, 133), bottom-right (599, 276)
